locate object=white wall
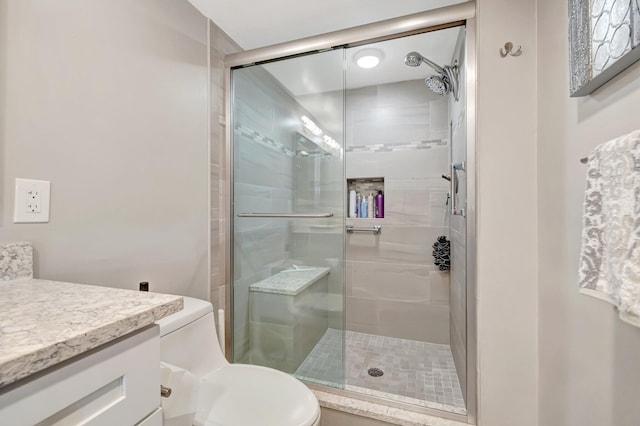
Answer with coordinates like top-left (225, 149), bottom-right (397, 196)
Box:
top-left (0, 0), bottom-right (210, 298)
top-left (475, 0), bottom-right (539, 424)
top-left (537, 0), bottom-right (640, 425)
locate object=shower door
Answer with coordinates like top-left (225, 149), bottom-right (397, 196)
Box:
top-left (230, 49), bottom-right (346, 388)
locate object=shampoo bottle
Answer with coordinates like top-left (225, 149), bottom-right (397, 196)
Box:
top-left (375, 190), bottom-right (384, 218)
top-left (367, 193), bottom-right (374, 218)
top-left (360, 198), bottom-right (368, 218)
top-left (349, 190), bottom-right (356, 218)
top-left (355, 192), bottom-right (361, 217)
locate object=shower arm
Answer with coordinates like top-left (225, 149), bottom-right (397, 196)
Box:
top-left (445, 64), bottom-right (460, 102)
top-left (418, 56), bottom-right (446, 75)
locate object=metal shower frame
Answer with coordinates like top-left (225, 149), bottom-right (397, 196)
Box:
top-left (223, 2), bottom-right (478, 423)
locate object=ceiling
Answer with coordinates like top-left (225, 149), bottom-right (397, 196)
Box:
top-left (188, 0), bottom-right (466, 135)
top-left (187, 0), bottom-right (466, 50)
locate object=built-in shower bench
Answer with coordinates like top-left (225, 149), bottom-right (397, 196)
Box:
top-left (249, 267), bottom-right (330, 373)
top-left (250, 267), bottom-right (330, 295)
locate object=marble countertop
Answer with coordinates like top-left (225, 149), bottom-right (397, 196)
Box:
top-left (313, 389), bottom-right (468, 426)
top-left (0, 278), bottom-right (183, 388)
top-left (249, 267), bottom-right (330, 296)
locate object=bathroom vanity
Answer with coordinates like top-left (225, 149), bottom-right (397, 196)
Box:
top-left (0, 278), bottom-right (183, 426)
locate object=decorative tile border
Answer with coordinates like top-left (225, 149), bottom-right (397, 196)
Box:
top-left (235, 123), bottom-right (296, 157)
top-left (0, 242), bottom-right (33, 281)
top-left (235, 124), bottom-right (446, 157)
top-left (346, 140), bottom-right (447, 153)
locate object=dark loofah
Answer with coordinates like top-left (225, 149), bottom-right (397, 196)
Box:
top-left (432, 235), bottom-right (450, 271)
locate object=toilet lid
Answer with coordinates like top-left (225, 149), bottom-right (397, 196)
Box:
top-left (194, 364), bottom-right (320, 426)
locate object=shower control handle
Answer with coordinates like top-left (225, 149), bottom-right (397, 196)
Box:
top-left (450, 162), bottom-right (465, 217)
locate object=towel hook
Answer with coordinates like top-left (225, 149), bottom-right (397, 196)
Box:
top-left (500, 42), bottom-right (522, 58)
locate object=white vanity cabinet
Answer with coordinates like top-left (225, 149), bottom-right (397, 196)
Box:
top-left (0, 326), bottom-right (161, 426)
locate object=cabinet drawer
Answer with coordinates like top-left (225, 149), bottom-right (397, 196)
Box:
top-left (136, 408), bottom-right (163, 426)
top-left (0, 326), bottom-right (160, 426)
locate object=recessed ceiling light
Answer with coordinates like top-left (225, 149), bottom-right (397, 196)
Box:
top-left (354, 49), bottom-right (383, 69)
top-left (357, 56), bottom-right (379, 68)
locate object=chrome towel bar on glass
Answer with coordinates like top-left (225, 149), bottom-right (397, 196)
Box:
top-left (237, 212), bottom-right (334, 218)
top-left (346, 225), bottom-right (382, 234)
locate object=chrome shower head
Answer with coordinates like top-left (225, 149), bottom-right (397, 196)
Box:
top-left (425, 75), bottom-right (449, 96)
top-left (404, 51), bottom-right (424, 67)
top-left (404, 51), bottom-right (460, 101)
top-left (404, 51), bottom-right (445, 74)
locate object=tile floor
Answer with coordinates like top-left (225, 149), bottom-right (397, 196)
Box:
top-left (295, 328), bottom-right (466, 415)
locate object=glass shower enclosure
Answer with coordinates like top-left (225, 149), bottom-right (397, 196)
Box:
top-left (230, 49), bottom-right (346, 387)
top-left (228, 22), bottom-right (470, 419)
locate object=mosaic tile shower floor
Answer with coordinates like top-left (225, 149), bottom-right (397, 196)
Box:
top-left (295, 328), bottom-right (466, 415)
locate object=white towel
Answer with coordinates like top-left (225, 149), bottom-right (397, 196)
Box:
top-left (578, 130), bottom-right (640, 327)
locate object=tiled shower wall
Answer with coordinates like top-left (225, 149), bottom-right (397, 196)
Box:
top-left (291, 151), bottom-right (345, 333)
top-left (220, 57), bottom-right (345, 363)
top-left (345, 80), bottom-right (451, 344)
top-left (448, 33), bottom-right (467, 401)
top-left (230, 66), bottom-right (300, 362)
top-left (210, 31), bottom-right (458, 355)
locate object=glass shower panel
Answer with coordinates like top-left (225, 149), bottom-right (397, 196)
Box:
top-left (230, 49), bottom-right (345, 388)
top-left (342, 27), bottom-right (468, 415)
top-left (448, 27), bottom-right (468, 406)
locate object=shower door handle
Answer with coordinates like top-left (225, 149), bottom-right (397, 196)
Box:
top-left (237, 212), bottom-right (334, 218)
top-left (450, 162), bottom-right (465, 217)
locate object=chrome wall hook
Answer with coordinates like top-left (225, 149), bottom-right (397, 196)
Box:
top-left (499, 42), bottom-right (522, 58)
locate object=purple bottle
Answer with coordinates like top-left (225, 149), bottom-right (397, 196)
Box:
top-left (375, 190), bottom-right (384, 218)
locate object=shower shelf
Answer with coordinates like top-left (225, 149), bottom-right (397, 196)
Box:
top-left (347, 177), bottom-right (385, 219)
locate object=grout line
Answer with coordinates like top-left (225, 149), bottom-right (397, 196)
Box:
top-left (296, 329), bottom-right (466, 415)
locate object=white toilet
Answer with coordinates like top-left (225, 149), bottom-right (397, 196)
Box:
top-left (156, 296), bottom-right (321, 426)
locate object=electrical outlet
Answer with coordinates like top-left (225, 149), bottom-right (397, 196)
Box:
top-left (26, 189), bottom-right (42, 213)
top-left (14, 178), bottom-right (51, 223)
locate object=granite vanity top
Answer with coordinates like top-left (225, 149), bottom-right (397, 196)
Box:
top-left (249, 267), bottom-right (330, 296)
top-left (0, 278), bottom-right (183, 388)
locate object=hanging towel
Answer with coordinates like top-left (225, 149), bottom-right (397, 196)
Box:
top-left (578, 130), bottom-right (640, 327)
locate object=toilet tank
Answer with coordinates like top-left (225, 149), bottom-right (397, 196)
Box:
top-left (156, 296), bottom-right (227, 377)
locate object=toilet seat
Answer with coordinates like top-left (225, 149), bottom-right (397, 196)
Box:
top-left (194, 364), bottom-right (321, 426)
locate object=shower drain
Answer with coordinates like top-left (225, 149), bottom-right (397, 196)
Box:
top-left (368, 367), bottom-right (384, 377)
